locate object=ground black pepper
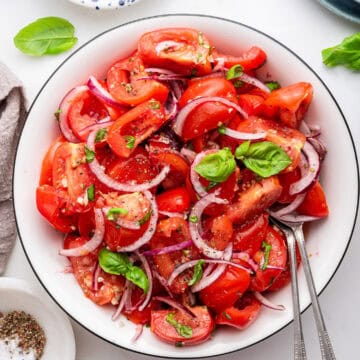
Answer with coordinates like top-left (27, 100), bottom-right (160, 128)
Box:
top-left (0, 310), bottom-right (46, 359)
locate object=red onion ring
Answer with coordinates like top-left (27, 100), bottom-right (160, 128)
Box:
top-left (132, 324), bottom-right (144, 343)
top-left (87, 76), bottom-right (124, 107)
top-left (189, 191), bottom-right (228, 259)
top-left (254, 291), bottom-right (285, 311)
top-left (92, 262), bottom-right (101, 291)
top-left (158, 211), bottom-right (185, 218)
top-left (144, 67), bottom-right (179, 75)
top-left (173, 96), bottom-right (248, 137)
top-left (58, 86), bottom-right (88, 143)
top-left (190, 150), bottom-right (218, 198)
top-left (141, 240), bottom-right (193, 256)
top-left (239, 73), bottom-right (271, 93)
top-left (77, 118), bottom-right (113, 139)
top-left (212, 57), bottom-right (225, 72)
top-left (270, 193), bottom-right (306, 217)
top-left (136, 251), bottom-right (153, 311)
top-left (152, 267), bottom-right (174, 298)
top-left (115, 191), bottom-right (158, 252)
top-left (152, 296), bottom-right (196, 318)
top-left (222, 126), bottom-right (267, 141)
top-left (112, 279), bottom-right (131, 320)
top-left (102, 207), bottom-right (141, 230)
top-left (289, 141), bottom-right (320, 195)
top-left (232, 252), bottom-right (259, 272)
top-left (180, 147), bottom-right (196, 163)
top-left (87, 130), bottom-right (170, 192)
top-left (308, 137), bottom-right (327, 161)
top-left (169, 80), bottom-right (184, 100)
top-left (59, 208), bottom-right (104, 257)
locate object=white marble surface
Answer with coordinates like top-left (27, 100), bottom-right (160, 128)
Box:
top-left (1, 0), bottom-right (359, 359)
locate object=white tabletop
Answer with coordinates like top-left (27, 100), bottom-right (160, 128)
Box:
top-left (2, 0), bottom-right (360, 359)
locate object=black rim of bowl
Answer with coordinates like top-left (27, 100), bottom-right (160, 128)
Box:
top-left (12, 13), bottom-right (360, 359)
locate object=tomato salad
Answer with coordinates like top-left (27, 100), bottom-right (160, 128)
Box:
top-left (36, 28), bottom-right (329, 346)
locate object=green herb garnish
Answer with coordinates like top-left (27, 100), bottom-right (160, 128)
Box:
top-left (261, 241), bottom-right (272, 270)
top-left (188, 260), bottom-right (204, 286)
top-left (84, 146), bottom-right (95, 163)
top-left (124, 135), bottom-right (135, 149)
top-left (265, 81), bottom-right (281, 91)
top-left (226, 64), bottom-right (243, 80)
top-left (95, 128), bottom-right (107, 143)
top-left (138, 211), bottom-right (151, 225)
top-left (106, 207), bottom-right (128, 221)
top-left (218, 124), bottom-right (226, 135)
top-left (87, 184), bottom-right (95, 202)
top-left (165, 313), bottom-right (193, 338)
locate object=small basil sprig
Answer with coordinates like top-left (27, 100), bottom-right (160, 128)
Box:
top-left (226, 64), bottom-right (243, 80)
top-left (235, 141), bottom-right (291, 177)
top-left (84, 146), bottom-right (95, 163)
top-left (165, 313), bottom-right (193, 338)
top-left (260, 241), bottom-right (272, 270)
top-left (322, 32), bottom-right (360, 71)
top-left (98, 248), bottom-right (149, 293)
top-left (188, 260), bottom-right (204, 286)
top-left (265, 81), bottom-right (281, 91)
top-left (14, 17), bottom-right (77, 56)
top-left (195, 148), bottom-right (236, 183)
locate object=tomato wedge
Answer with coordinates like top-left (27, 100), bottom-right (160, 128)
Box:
top-left (138, 28), bottom-right (212, 76)
top-left (151, 306), bottom-right (215, 346)
top-left (297, 181), bottom-right (329, 217)
top-left (156, 187), bottom-right (191, 214)
top-left (107, 99), bottom-right (167, 158)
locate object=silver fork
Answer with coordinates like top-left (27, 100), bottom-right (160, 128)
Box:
top-left (271, 218), bottom-right (336, 360)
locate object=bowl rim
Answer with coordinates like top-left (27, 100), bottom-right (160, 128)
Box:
top-left (12, 13), bottom-right (360, 359)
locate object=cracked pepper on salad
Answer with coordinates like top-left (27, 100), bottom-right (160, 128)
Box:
top-left (36, 28), bottom-right (329, 346)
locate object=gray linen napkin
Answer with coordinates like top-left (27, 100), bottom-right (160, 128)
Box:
top-left (0, 62), bottom-right (26, 275)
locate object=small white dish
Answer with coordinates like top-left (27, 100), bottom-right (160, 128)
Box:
top-left (0, 278), bottom-right (76, 360)
top-left (67, 0), bottom-right (143, 10)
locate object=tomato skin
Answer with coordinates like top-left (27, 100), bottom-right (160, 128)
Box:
top-left (236, 117), bottom-right (306, 172)
top-left (36, 185), bottom-right (76, 233)
top-left (203, 214), bottom-right (233, 251)
top-left (215, 293), bottom-right (262, 329)
top-left (277, 168), bottom-right (301, 204)
top-left (39, 136), bottom-right (66, 186)
top-left (138, 28), bottom-right (212, 76)
top-left (64, 235), bottom-right (125, 305)
top-left (250, 226), bottom-right (288, 292)
top-left (297, 181), bottom-right (329, 217)
top-left (226, 177), bottom-right (282, 225)
top-left (260, 82), bottom-right (313, 128)
top-left (151, 306), bottom-right (215, 346)
top-left (232, 213), bottom-right (269, 256)
top-left (199, 260), bottom-right (251, 313)
top-left (179, 77), bottom-right (238, 140)
top-left (107, 55), bottom-right (169, 106)
top-left (107, 100), bottom-right (167, 158)
top-left (214, 46), bottom-right (267, 71)
top-left (156, 187), bottom-right (191, 214)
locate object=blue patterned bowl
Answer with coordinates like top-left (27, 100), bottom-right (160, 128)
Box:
top-left (67, 0), bottom-right (142, 10)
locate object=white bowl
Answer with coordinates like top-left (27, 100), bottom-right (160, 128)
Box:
top-left (13, 14), bottom-right (359, 358)
top-left (0, 278), bottom-right (75, 360)
top-left (67, 0), bottom-right (143, 10)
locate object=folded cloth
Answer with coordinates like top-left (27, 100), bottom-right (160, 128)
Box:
top-left (0, 62), bottom-right (26, 275)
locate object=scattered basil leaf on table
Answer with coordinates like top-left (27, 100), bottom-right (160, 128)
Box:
top-left (14, 17), bottom-right (77, 56)
top-left (98, 248), bottom-right (149, 293)
top-left (322, 32), bottom-right (360, 70)
top-left (235, 141), bottom-right (292, 177)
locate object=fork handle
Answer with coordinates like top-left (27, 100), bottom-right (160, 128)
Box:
top-left (319, 329), bottom-right (336, 360)
top-left (294, 337), bottom-right (307, 360)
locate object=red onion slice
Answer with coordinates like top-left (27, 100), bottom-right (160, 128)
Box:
top-left (270, 193), bottom-right (306, 218)
top-left (102, 207), bottom-right (141, 230)
top-left (87, 130), bottom-right (170, 192)
top-left (189, 192), bottom-right (228, 258)
top-left (239, 73), bottom-right (271, 93)
top-left (152, 268), bottom-right (174, 299)
top-left (180, 147), bottom-right (196, 163)
top-left (212, 57), bottom-right (225, 72)
top-left (289, 141), bottom-right (320, 195)
top-left (158, 211), bottom-right (185, 218)
top-left (115, 191), bottom-right (158, 252)
top-left (112, 279), bottom-right (131, 321)
top-left (173, 96), bottom-right (248, 137)
top-left (254, 291), bottom-right (285, 311)
top-left (77, 118), bottom-right (113, 139)
top-left (58, 86), bottom-right (88, 143)
top-left (156, 41), bottom-right (181, 54)
top-left (59, 208), bottom-right (104, 257)
top-left (232, 252), bottom-right (259, 272)
top-left (132, 324), bottom-right (144, 343)
top-left (136, 251), bottom-right (153, 311)
top-left (92, 262), bottom-right (101, 291)
top-left (222, 126), bottom-right (267, 141)
top-left (308, 137), bottom-right (327, 161)
top-left (153, 296), bottom-right (196, 318)
top-left (141, 240), bottom-right (193, 256)
top-left (144, 67), bottom-right (179, 75)
top-left (87, 76), bottom-right (123, 107)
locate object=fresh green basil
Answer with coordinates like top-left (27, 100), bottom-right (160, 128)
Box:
top-left (87, 184), bottom-right (95, 202)
top-left (188, 260), bottom-right (204, 286)
top-left (189, 215), bottom-right (198, 223)
top-left (84, 146), bottom-right (95, 163)
top-left (98, 248), bottom-right (149, 293)
top-left (322, 32), bottom-right (360, 70)
top-left (265, 81), bottom-right (281, 91)
top-left (195, 148), bottom-right (236, 183)
top-left (54, 108), bottom-right (61, 121)
top-left (260, 241), bottom-right (272, 270)
top-left (14, 17), bottom-right (77, 56)
top-left (217, 124), bottom-right (226, 135)
top-left (95, 128), bottom-right (107, 143)
top-left (124, 135), bottom-right (135, 149)
top-left (165, 313), bottom-right (193, 338)
top-left (226, 64), bottom-right (243, 80)
top-left (138, 210), bottom-right (151, 226)
top-left (235, 141), bottom-right (291, 177)
top-left (106, 207), bottom-right (128, 221)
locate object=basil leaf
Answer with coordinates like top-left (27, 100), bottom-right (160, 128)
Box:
top-left (189, 215), bottom-right (198, 223)
top-left (14, 17), bottom-right (77, 56)
top-left (260, 241), bottom-right (272, 270)
top-left (265, 81), bottom-right (281, 91)
top-left (84, 146), bottom-right (95, 163)
top-left (124, 135), bottom-right (135, 149)
top-left (226, 64), bottom-right (243, 80)
top-left (165, 313), bottom-right (193, 339)
top-left (87, 184), bottom-right (95, 202)
top-left (188, 260), bottom-right (204, 286)
top-left (322, 32), bottom-right (360, 70)
top-left (106, 207), bottom-right (128, 221)
top-left (95, 128), bottom-right (107, 143)
top-left (195, 148), bottom-right (236, 183)
top-left (138, 210), bottom-right (151, 225)
top-left (218, 124), bottom-right (226, 135)
top-left (235, 141), bottom-right (292, 177)
top-left (98, 248), bottom-right (130, 275)
top-left (98, 248), bottom-right (149, 293)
